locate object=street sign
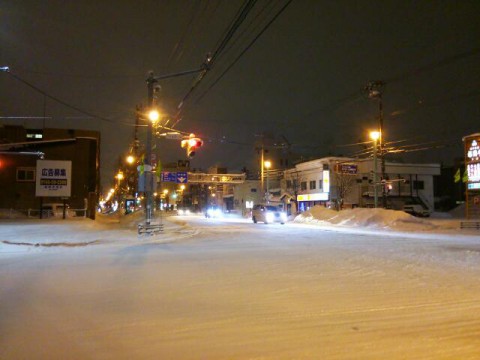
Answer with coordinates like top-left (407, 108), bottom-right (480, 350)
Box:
top-left (161, 171), bottom-right (188, 183)
top-left (176, 172), bottom-right (188, 184)
top-left (161, 171), bottom-right (177, 182)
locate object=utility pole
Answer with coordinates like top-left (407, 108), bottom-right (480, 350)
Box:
top-left (145, 73), bottom-right (158, 225)
top-left (138, 64), bottom-right (208, 232)
top-left (365, 80), bottom-right (387, 208)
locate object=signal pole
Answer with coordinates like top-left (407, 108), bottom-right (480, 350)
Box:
top-left (144, 73), bottom-right (157, 225)
top-left (140, 64), bottom-right (208, 230)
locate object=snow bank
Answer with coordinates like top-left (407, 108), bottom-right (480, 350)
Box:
top-left (294, 206), bottom-right (447, 231)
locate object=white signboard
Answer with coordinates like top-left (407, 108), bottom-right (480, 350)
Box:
top-left (35, 160), bottom-right (72, 197)
top-left (297, 193), bottom-right (329, 201)
top-left (322, 170), bottom-right (330, 193)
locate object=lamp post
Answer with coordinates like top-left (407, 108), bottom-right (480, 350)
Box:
top-left (369, 131), bottom-right (380, 208)
top-left (264, 160), bottom-right (272, 203)
top-left (365, 80), bottom-right (387, 207)
top-left (145, 72), bottom-right (160, 225)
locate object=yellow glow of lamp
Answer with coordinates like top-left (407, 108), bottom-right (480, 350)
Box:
top-left (126, 155), bottom-right (135, 164)
top-left (148, 109), bottom-right (160, 122)
top-left (264, 160), bottom-right (272, 169)
top-left (369, 131), bottom-right (380, 141)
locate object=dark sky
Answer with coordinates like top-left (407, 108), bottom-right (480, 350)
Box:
top-left (1, 0), bottom-right (480, 189)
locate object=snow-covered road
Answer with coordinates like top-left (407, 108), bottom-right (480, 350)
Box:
top-left (1, 214), bottom-right (480, 359)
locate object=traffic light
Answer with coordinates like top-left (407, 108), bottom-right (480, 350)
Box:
top-left (181, 133), bottom-right (203, 158)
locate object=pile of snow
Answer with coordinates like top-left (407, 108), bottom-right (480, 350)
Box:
top-left (294, 206), bottom-right (447, 231)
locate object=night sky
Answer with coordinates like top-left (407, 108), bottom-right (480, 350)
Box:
top-left (1, 0), bottom-right (479, 189)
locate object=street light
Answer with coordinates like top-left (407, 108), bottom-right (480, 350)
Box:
top-left (148, 109), bottom-right (160, 122)
top-left (369, 131), bottom-right (380, 208)
top-left (264, 160), bottom-right (272, 203)
top-left (116, 171), bottom-right (124, 183)
top-left (126, 155), bottom-right (135, 164)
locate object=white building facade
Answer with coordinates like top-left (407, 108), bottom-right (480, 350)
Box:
top-left (282, 157), bottom-right (440, 213)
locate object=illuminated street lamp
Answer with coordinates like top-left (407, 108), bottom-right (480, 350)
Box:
top-left (116, 171), bottom-right (124, 186)
top-left (126, 155), bottom-right (135, 164)
top-left (264, 160), bottom-right (272, 203)
top-left (369, 131), bottom-right (381, 208)
top-left (148, 109), bottom-right (160, 122)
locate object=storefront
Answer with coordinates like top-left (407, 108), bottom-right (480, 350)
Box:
top-left (464, 133), bottom-right (480, 219)
top-left (297, 192), bottom-right (329, 212)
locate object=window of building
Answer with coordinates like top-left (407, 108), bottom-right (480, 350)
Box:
top-left (301, 181), bottom-right (307, 191)
top-left (309, 180), bottom-right (316, 190)
top-left (17, 167), bottom-right (36, 182)
top-left (26, 129), bottom-right (43, 140)
top-left (251, 188), bottom-right (257, 193)
top-left (319, 180), bottom-right (323, 191)
top-left (413, 180), bottom-right (424, 190)
top-left (286, 180), bottom-right (292, 189)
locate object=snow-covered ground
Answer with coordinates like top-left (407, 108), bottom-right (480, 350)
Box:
top-left (1, 209), bottom-right (480, 359)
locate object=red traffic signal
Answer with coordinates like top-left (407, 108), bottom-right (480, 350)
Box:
top-left (181, 134), bottom-right (203, 158)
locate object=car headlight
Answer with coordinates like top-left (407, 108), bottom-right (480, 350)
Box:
top-left (280, 213), bottom-right (287, 221)
top-left (178, 209), bottom-right (184, 215)
top-left (266, 212), bottom-right (274, 222)
top-left (185, 209), bottom-right (190, 215)
top-left (207, 209), bottom-right (213, 216)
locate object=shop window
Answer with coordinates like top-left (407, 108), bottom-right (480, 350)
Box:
top-left (26, 130), bottom-right (43, 140)
top-left (309, 180), bottom-right (316, 190)
top-left (17, 167), bottom-right (35, 182)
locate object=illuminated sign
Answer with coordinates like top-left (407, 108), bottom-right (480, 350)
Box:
top-left (468, 183), bottom-right (480, 190)
top-left (467, 140), bottom-right (480, 161)
top-left (297, 193), bottom-right (329, 201)
top-left (467, 163), bottom-right (480, 182)
top-left (466, 137), bottom-right (480, 185)
top-left (336, 163), bottom-right (358, 174)
top-left (322, 170), bottom-right (330, 193)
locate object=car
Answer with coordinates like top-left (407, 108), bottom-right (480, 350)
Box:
top-left (403, 204), bottom-right (430, 217)
top-left (205, 206), bottom-right (223, 218)
top-left (177, 207), bottom-right (192, 215)
top-left (252, 204), bottom-right (287, 224)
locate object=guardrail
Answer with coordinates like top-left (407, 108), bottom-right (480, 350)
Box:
top-left (460, 221), bottom-right (480, 229)
top-left (26, 208), bottom-right (87, 218)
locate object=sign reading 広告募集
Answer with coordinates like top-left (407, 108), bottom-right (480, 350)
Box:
top-left (35, 160), bottom-right (72, 197)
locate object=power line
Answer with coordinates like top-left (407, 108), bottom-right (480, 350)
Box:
top-left (171, 0), bottom-right (259, 127)
top-left (2, 69), bottom-right (134, 126)
top-left (385, 47), bottom-right (480, 85)
top-left (193, 0), bottom-right (294, 105)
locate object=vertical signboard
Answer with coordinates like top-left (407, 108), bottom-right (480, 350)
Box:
top-left (463, 133), bottom-right (480, 219)
top-left (322, 170), bottom-right (330, 193)
top-left (35, 160), bottom-right (72, 197)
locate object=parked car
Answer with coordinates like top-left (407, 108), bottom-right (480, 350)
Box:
top-left (403, 204), bottom-right (430, 217)
top-left (252, 204), bottom-right (287, 224)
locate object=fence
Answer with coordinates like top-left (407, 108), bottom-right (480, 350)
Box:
top-left (0, 208), bottom-right (87, 219)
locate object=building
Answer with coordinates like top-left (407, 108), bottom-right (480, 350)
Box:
top-left (283, 157), bottom-right (440, 213)
top-left (0, 125), bottom-right (100, 217)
